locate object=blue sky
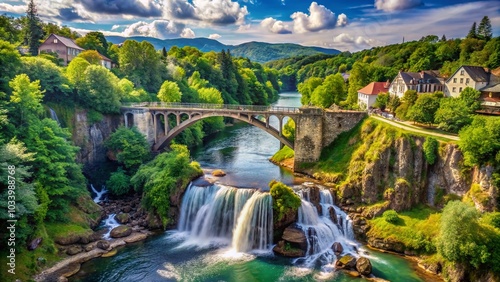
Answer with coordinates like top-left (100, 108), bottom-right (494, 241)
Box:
top-left (1, 0), bottom-right (499, 51)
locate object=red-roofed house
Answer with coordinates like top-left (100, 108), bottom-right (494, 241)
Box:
top-left (358, 81), bottom-right (390, 109)
top-left (38, 34), bottom-right (84, 65)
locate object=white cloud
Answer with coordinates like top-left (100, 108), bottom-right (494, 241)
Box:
top-left (375, 0), bottom-right (423, 12)
top-left (0, 3), bottom-right (26, 14)
top-left (260, 17), bottom-right (292, 34)
top-left (291, 2), bottom-right (337, 33)
top-left (163, 0), bottom-right (248, 25)
top-left (111, 25), bottom-right (121, 30)
top-left (209, 33), bottom-right (221, 39)
top-left (122, 20), bottom-right (187, 39)
top-left (336, 13), bottom-right (348, 27)
top-left (333, 32), bottom-right (377, 48)
top-left (180, 28), bottom-right (196, 38)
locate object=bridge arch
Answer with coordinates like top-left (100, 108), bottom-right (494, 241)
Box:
top-left (153, 112), bottom-right (294, 151)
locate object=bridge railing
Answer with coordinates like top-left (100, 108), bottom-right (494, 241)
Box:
top-left (122, 102), bottom-right (301, 113)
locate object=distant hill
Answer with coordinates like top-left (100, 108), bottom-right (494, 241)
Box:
top-left (105, 36), bottom-right (340, 63)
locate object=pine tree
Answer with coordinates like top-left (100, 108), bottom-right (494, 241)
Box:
top-left (441, 34), bottom-right (447, 41)
top-left (477, 16), bottom-right (492, 41)
top-left (467, 22), bottom-right (477, 39)
top-left (25, 0), bottom-right (43, 55)
top-left (161, 46), bottom-right (167, 58)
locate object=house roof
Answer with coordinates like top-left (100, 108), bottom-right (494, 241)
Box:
top-left (463, 66), bottom-right (490, 82)
top-left (481, 83), bottom-right (500, 93)
top-left (46, 34), bottom-right (84, 51)
top-left (358, 82), bottom-right (389, 95)
top-left (398, 71), bottom-right (442, 85)
top-left (99, 53), bottom-right (112, 62)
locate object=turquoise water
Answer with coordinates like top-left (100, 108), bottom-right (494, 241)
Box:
top-left (72, 93), bottom-right (429, 281)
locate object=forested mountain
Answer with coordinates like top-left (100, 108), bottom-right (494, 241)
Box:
top-left (106, 36), bottom-right (340, 63)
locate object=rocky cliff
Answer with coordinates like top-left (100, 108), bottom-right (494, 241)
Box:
top-left (71, 109), bottom-right (122, 173)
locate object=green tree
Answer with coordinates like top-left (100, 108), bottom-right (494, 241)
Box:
top-left (20, 57), bottom-right (71, 103)
top-left (467, 22), bottom-right (478, 39)
top-left (75, 31), bottom-right (108, 56)
top-left (408, 94), bottom-right (440, 124)
top-left (106, 168), bottom-right (131, 196)
top-left (282, 119), bottom-right (295, 141)
top-left (310, 73), bottom-right (346, 108)
top-left (387, 95), bottom-right (401, 112)
top-left (298, 77), bottom-right (322, 105)
top-left (477, 16), bottom-right (492, 41)
top-left (105, 126), bottom-right (150, 173)
top-left (0, 40), bottom-right (21, 93)
top-left (435, 98), bottom-right (473, 133)
top-left (345, 62), bottom-right (370, 108)
top-left (437, 201), bottom-right (489, 268)
top-left (24, 0), bottom-right (44, 55)
top-left (78, 50), bottom-right (102, 65)
top-left (0, 15), bottom-right (21, 43)
top-left (373, 93), bottom-right (389, 110)
top-left (459, 87), bottom-right (481, 112)
top-left (8, 74), bottom-right (44, 130)
top-left (458, 116), bottom-right (500, 166)
top-left (65, 57), bottom-right (91, 85)
top-left (24, 118), bottom-right (86, 221)
top-left (77, 65), bottom-right (122, 113)
top-left (158, 81), bottom-right (182, 103)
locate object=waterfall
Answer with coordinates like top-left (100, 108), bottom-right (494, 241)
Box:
top-left (102, 214), bottom-right (120, 239)
top-left (49, 108), bottom-right (60, 125)
top-left (294, 188), bottom-right (358, 267)
top-left (232, 192), bottom-right (272, 252)
top-left (178, 184), bottom-right (272, 251)
top-left (90, 184), bottom-right (107, 203)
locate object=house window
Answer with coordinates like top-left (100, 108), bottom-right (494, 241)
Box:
top-left (460, 78), bottom-right (463, 83)
top-left (67, 48), bottom-right (71, 55)
top-left (453, 78), bottom-right (457, 83)
top-left (466, 78), bottom-right (470, 84)
top-left (460, 70), bottom-right (464, 75)
top-left (452, 87), bottom-right (456, 92)
top-left (459, 87), bottom-right (463, 93)
top-left (53, 39), bottom-right (58, 43)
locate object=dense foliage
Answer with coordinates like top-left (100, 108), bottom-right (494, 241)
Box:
top-left (458, 116), bottom-right (500, 167)
top-left (423, 137), bottom-right (439, 165)
top-left (269, 180), bottom-right (301, 221)
top-left (105, 127), bottom-right (151, 173)
top-left (383, 210), bottom-right (400, 224)
top-left (130, 145), bottom-right (202, 227)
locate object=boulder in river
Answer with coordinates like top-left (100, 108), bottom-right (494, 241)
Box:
top-left (110, 226), bottom-right (132, 238)
top-left (96, 240), bottom-right (110, 250)
top-left (329, 207), bottom-right (338, 224)
top-left (66, 245), bottom-right (83, 255)
top-left (336, 255), bottom-right (356, 269)
top-left (282, 226), bottom-right (307, 250)
top-left (332, 242), bottom-right (343, 256)
top-left (272, 240), bottom-right (305, 257)
top-left (356, 257), bottom-right (372, 276)
top-left (212, 169), bottom-right (226, 177)
top-left (116, 212), bottom-right (130, 224)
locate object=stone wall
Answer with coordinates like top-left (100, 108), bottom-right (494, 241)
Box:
top-left (294, 108), bottom-right (366, 169)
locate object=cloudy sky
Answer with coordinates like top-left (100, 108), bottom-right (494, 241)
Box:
top-left (1, 0), bottom-right (499, 51)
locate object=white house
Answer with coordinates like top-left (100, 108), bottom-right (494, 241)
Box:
top-left (99, 53), bottom-right (113, 70)
top-left (358, 81), bottom-right (390, 109)
top-left (444, 65), bottom-right (495, 97)
top-left (389, 71), bottom-right (443, 98)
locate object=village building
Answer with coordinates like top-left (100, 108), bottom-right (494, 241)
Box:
top-left (389, 70), bottom-right (444, 97)
top-left (357, 81), bottom-right (390, 109)
top-left (444, 65), bottom-right (499, 98)
top-left (38, 34), bottom-right (84, 66)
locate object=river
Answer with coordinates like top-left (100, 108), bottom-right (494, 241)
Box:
top-left (71, 92), bottom-right (425, 282)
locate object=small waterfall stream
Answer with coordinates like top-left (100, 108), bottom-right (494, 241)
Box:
top-left (102, 214), bottom-right (120, 240)
top-left (49, 107), bottom-right (60, 125)
top-left (90, 184), bottom-right (107, 203)
top-left (294, 188), bottom-right (358, 268)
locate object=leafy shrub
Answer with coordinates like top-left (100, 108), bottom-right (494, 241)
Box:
top-left (105, 126), bottom-right (151, 172)
top-left (106, 168), bottom-right (131, 196)
top-left (383, 209), bottom-right (400, 224)
top-left (87, 109), bottom-right (103, 124)
top-left (269, 180), bottom-right (301, 221)
top-left (423, 137), bottom-right (438, 165)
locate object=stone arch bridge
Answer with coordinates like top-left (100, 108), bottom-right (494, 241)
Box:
top-left (121, 103), bottom-right (366, 170)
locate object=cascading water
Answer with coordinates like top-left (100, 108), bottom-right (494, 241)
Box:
top-left (177, 184), bottom-right (272, 252)
top-left (102, 214), bottom-right (120, 239)
top-left (294, 188), bottom-right (358, 268)
top-left (49, 107), bottom-right (60, 125)
top-left (90, 184), bottom-right (107, 203)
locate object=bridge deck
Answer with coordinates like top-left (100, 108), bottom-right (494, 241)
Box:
top-left (121, 102), bottom-right (301, 114)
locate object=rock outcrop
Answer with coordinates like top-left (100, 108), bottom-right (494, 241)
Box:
top-left (110, 226), bottom-right (132, 238)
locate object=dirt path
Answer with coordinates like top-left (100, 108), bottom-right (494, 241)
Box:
top-left (370, 115), bottom-right (460, 141)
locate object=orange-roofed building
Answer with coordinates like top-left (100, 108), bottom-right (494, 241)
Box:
top-left (357, 81), bottom-right (390, 109)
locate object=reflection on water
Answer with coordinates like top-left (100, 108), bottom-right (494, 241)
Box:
top-left (192, 92), bottom-right (302, 190)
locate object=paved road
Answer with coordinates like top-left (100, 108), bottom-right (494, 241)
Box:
top-left (370, 115), bottom-right (460, 141)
